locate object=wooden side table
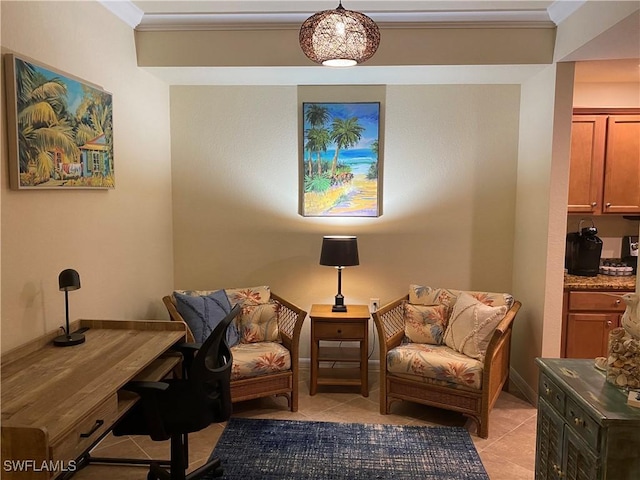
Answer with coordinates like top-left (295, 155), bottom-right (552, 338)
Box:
top-left (309, 304), bottom-right (370, 397)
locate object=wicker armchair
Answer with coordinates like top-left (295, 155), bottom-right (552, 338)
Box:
top-left (372, 292), bottom-right (521, 438)
top-left (163, 292), bottom-right (307, 412)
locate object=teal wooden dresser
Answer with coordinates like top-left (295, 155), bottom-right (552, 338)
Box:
top-left (535, 358), bottom-right (640, 480)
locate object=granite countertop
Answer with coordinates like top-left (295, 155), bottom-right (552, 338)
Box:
top-left (564, 273), bottom-right (637, 291)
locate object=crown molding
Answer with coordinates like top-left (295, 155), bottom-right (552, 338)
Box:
top-left (99, 0), bottom-right (144, 28)
top-left (135, 10), bottom-right (554, 32)
top-left (547, 0), bottom-right (586, 25)
top-left (101, 1), bottom-right (563, 31)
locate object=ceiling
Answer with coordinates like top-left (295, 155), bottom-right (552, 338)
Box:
top-left (104, 1), bottom-right (639, 84)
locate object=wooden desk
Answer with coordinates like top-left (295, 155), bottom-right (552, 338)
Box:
top-left (309, 304), bottom-right (370, 397)
top-left (1, 319), bottom-right (186, 480)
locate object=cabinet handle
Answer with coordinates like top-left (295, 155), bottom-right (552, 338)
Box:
top-left (606, 202), bottom-right (611, 208)
top-left (615, 299), bottom-right (621, 305)
top-left (80, 419), bottom-right (104, 438)
top-left (553, 464), bottom-right (564, 477)
top-left (337, 329), bottom-right (342, 334)
top-left (573, 417), bottom-right (585, 427)
top-left (545, 387), bottom-right (551, 396)
top-left (591, 202), bottom-right (597, 207)
top-left (607, 320), bottom-right (612, 327)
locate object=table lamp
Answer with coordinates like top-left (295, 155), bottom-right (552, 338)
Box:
top-left (53, 268), bottom-right (85, 347)
top-left (320, 236), bottom-right (359, 312)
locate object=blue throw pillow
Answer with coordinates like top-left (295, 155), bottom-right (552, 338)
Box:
top-left (173, 290), bottom-right (240, 347)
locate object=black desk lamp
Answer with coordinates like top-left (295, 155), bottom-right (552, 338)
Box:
top-left (53, 268), bottom-right (85, 347)
top-left (320, 236), bottom-right (359, 312)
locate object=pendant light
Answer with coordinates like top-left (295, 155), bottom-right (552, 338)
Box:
top-left (299, 2), bottom-right (380, 67)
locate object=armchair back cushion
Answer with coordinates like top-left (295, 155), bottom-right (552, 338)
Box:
top-left (173, 289), bottom-right (240, 346)
top-left (226, 286), bottom-right (271, 306)
top-left (403, 303), bottom-right (448, 344)
top-left (443, 292), bottom-right (508, 361)
top-left (237, 302), bottom-right (281, 343)
top-left (409, 284), bottom-right (513, 317)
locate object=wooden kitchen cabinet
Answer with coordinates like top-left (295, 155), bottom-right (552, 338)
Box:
top-left (568, 113), bottom-right (640, 215)
top-left (568, 115), bottom-right (605, 214)
top-left (602, 115), bottom-right (640, 214)
top-left (565, 313), bottom-right (619, 358)
top-left (562, 290), bottom-right (632, 358)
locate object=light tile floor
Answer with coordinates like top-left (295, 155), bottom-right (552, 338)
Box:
top-left (73, 370), bottom-right (537, 480)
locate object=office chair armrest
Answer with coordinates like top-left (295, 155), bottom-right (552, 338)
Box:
top-left (118, 381), bottom-right (171, 441)
top-left (172, 342), bottom-right (202, 377)
top-left (172, 342), bottom-right (202, 353)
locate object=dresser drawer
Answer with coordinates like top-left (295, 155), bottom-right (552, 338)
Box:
top-left (314, 321), bottom-right (365, 340)
top-left (565, 397), bottom-right (600, 452)
top-left (539, 373), bottom-right (565, 414)
top-left (568, 291), bottom-right (627, 312)
top-left (52, 394), bottom-right (118, 464)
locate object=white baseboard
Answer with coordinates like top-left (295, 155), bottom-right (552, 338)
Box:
top-left (509, 367), bottom-right (538, 406)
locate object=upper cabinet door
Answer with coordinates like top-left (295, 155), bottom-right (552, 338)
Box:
top-left (568, 115), bottom-right (606, 214)
top-left (602, 115), bottom-right (640, 214)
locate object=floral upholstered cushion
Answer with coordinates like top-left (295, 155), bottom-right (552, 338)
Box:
top-left (404, 303), bottom-right (448, 345)
top-left (226, 286), bottom-right (271, 306)
top-left (230, 342), bottom-right (291, 380)
top-left (443, 292), bottom-right (508, 361)
top-left (174, 286), bottom-right (271, 306)
top-left (409, 285), bottom-right (513, 319)
top-left (237, 302), bottom-right (281, 343)
top-left (387, 343), bottom-right (483, 389)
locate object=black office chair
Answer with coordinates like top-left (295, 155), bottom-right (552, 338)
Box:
top-left (114, 304), bottom-right (240, 480)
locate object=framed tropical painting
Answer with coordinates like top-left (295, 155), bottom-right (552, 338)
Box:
top-left (4, 53), bottom-right (114, 189)
top-left (300, 102), bottom-right (381, 217)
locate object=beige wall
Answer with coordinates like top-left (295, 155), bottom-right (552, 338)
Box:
top-left (574, 82), bottom-right (640, 108)
top-left (511, 65), bottom-right (558, 399)
top-left (0, 1), bottom-right (174, 351)
top-left (170, 83), bottom-right (520, 360)
top-left (136, 27), bottom-right (555, 68)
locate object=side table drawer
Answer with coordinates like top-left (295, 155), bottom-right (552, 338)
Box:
top-left (539, 373), bottom-right (565, 414)
top-left (315, 321), bottom-right (365, 340)
top-left (52, 394), bottom-right (118, 464)
top-left (565, 397), bottom-right (600, 452)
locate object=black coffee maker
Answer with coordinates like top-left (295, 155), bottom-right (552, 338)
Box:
top-left (622, 235), bottom-right (638, 274)
top-left (565, 219), bottom-right (603, 277)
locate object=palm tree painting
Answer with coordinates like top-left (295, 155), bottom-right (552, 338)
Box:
top-left (4, 54), bottom-right (114, 189)
top-left (301, 102), bottom-right (381, 217)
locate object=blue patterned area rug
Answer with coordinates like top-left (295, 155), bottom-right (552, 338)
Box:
top-left (206, 418), bottom-right (489, 480)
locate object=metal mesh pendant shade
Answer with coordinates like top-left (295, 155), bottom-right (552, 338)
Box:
top-left (299, 2), bottom-right (380, 67)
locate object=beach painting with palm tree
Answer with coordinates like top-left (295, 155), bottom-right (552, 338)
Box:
top-left (4, 54), bottom-right (114, 189)
top-left (301, 102), bottom-right (381, 217)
